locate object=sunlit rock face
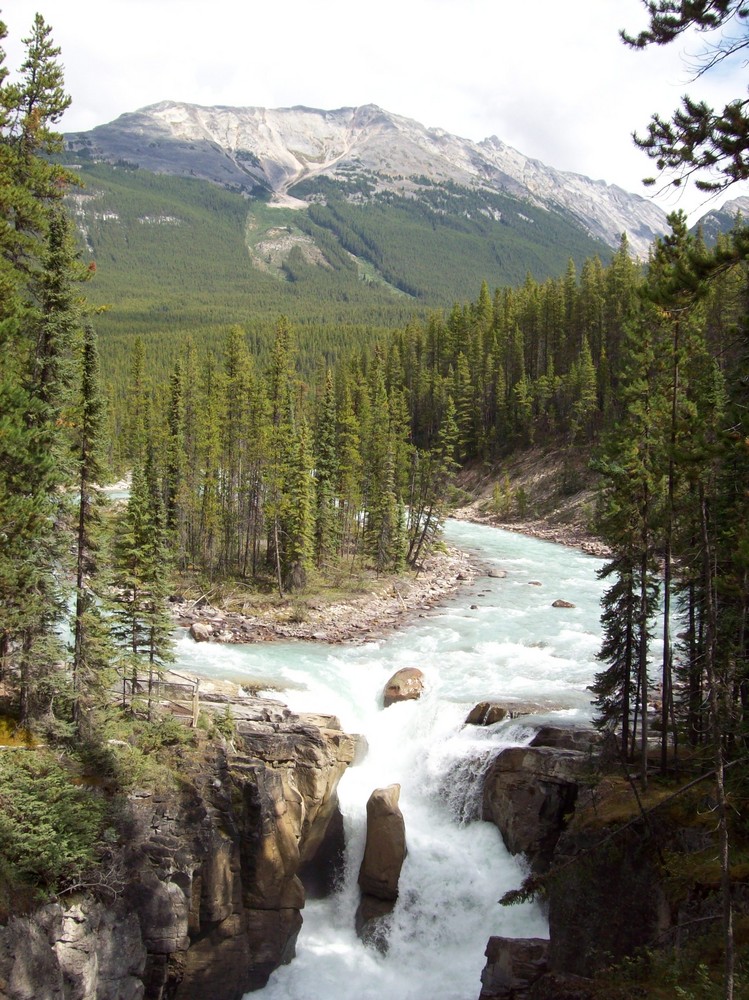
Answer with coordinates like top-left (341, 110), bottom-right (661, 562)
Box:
top-left (0, 700), bottom-right (357, 1000)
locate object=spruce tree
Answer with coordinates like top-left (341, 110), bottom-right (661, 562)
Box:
top-left (265, 317), bottom-right (297, 595)
top-left (335, 375), bottom-right (363, 557)
top-left (283, 418), bottom-right (315, 589)
top-left (0, 17), bottom-right (81, 725)
top-left (71, 322), bottom-right (113, 728)
top-left (314, 370), bottom-right (340, 567)
top-left (111, 459), bottom-right (173, 718)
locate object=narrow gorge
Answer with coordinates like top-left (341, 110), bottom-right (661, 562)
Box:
top-left (2, 521), bottom-right (741, 1000)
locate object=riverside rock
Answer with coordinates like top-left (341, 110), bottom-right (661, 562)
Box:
top-left (478, 936), bottom-right (549, 999)
top-left (482, 746), bottom-right (589, 872)
top-left (465, 702), bottom-right (509, 726)
top-left (188, 621), bottom-right (213, 642)
top-left (0, 901), bottom-right (147, 1000)
top-left (528, 725), bottom-right (601, 753)
top-left (382, 667), bottom-right (424, 707)
top-left (0, 698), bottom-right (357, 1000)
top-left (465, 701), bottom-right (559, 726)
top-left (546, 809), bottom-right (676, 979)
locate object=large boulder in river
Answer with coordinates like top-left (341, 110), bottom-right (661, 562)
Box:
top-left (189, 621), bottom-right (213, 642)
top-left (356, 784), bottom-right (407, 952)
top-left (482, 746), bottom-right (589, 872)
top-left (383, 667), bottom-right (424, 707)
top-left (358, 784), bottom-right (407, 900)
top-left (466, 702), bottom-right (509, 726)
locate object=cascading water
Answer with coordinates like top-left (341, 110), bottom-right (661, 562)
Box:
top-left (175, 520), bottom-right (609, 1000)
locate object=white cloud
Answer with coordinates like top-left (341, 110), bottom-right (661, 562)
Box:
top-left (3, 0), bottom-right (747, 218)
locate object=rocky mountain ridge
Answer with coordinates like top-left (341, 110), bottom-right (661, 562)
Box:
top-left (689, 193), bottom-right (749, 245)
top-left (66, 101), bottom-right (667, 257)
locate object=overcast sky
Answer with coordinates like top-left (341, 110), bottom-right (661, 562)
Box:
top-left (3, 0), bottom-right (748, 219)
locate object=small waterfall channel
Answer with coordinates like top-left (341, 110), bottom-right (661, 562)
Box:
top-left (174, 519), bottom-right (609, 999)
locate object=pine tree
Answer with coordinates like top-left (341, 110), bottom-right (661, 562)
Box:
top-left (623, 1), bottom-right (749, 196)
top-left (265, 317), bottom-right (297, 595)
top-left (283, 418), bottom-right (315, 589)
top-left (111, 460), bottom-right (173, 718)
top-left (165, 359), bottom-right (186, 537)
top-left (407, 394), bottom-right (458, 566)
top-left (0, 19), bottom-right (82, 725)
top-left (364, 356), bottom-right (403, 572)
top-left (335, 374), bottom-right (363, 557)
top-left (314, 370), bottom-right (340, 566)
top-left (124, 338), bottom-right (148, 466)
top-left (71, 322), bottom-right (113, 728)
top-left (592, 304), bottom-right (665, 777)
top-left (0, 14), bottom-right (73, 306)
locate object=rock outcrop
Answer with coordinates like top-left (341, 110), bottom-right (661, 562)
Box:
top-left (355, 784), bottom-right (407, 952)
top-left (545, 819), bottom-right (671, 980)
top-left (465, 701), bottom-right (563, 726)
top-left (478, 746), bottom-right (749, 997)
top-left (528, 725), bottom-right (600, 753)
top-left (0, 697), bottom-right (357, 1000)
top-left (529, 973), bottom-right (597, 999)
top-left (482, 746), bottom-right (589, 872)
top-left (382, 668), bottom-right (424, 708)
top-left (478, 937), bottom-right (549, 999)
top-left (0, 901), bottom-right (146, 1000)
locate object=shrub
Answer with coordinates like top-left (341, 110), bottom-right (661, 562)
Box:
top-left (0, 750), bottom-right (108, 898)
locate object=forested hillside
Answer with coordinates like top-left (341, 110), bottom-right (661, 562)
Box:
top-left (61, 154), bottom-right (610, 398)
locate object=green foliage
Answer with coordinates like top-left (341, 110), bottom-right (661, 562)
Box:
top-left (0, 750), bottom-right (108, 898)
top-left (213, 704), bottom-right (236, 740)
top-left (0, 18), bottom-right (92, 726)
top-left (624, 1), bottom-right (749, 194)
top-left (293, 177), bottom-right (608, 299)
top-left (59, 158), bottom-right (610, 406)
top-left (489, 475), bottom-right (514, 517)
top-left (63, 163), bottom-right (421, 404)
top-left (135, 715), bottom-right (194, 754)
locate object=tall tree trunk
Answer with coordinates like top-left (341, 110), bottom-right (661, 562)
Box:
top-left (19, 631), bottom-right (33, 727)
top-left (72, 462), bottom-right (87, 727)
top-left (273, 515), bottom-right (284, 598)
top-left (687, 575), bottom-right (702, 747)
top-left (639, 545), bottom-right (650, 790)
top-left (700, 489), bottom-right (734, 1000)
top-left (661, 317), bottom-right (679, 774)
top-left (622, 590), bottom-right (633, 758)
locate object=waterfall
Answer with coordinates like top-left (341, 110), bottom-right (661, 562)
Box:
top-left (175, 520), bottom-right (607, 1000)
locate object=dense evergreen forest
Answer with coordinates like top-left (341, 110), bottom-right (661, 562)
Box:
top-left (57, 149), bottom-right (611, 408)
top-left (1, 5), bottom-right (748, 998)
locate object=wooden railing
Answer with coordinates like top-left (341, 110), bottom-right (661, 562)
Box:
top-left (120, 668), bottom-right (200, 726)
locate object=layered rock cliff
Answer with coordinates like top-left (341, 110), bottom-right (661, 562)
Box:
top-left (477, 729), bottom-right (749, 998)
top-left (0, 698), bottom-right (358, 1000)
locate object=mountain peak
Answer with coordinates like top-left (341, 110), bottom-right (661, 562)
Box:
top-left (66, 101), bottom-right (668, 255)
